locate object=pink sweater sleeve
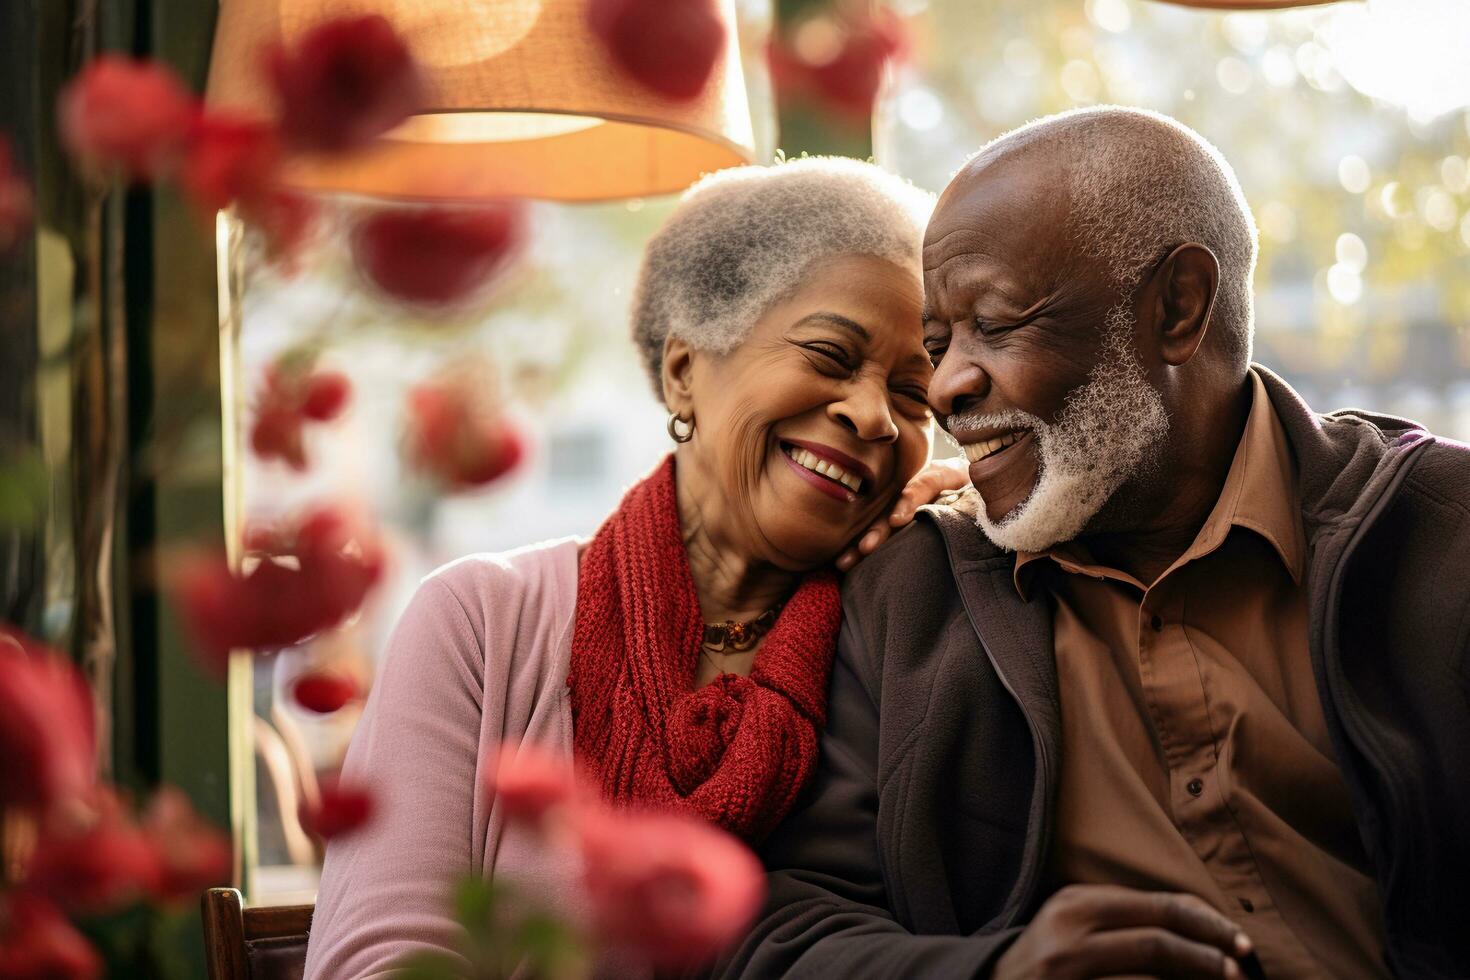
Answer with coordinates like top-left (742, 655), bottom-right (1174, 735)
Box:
top-left (303, 542), bottom-right (581, 979)
top-left (303, 572), bottom-right (489, 979)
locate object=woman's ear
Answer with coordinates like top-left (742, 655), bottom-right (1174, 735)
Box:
top-left (1153, 242), bottom-right (1219, 367)
top-left (660, 334), bottom-right (698, 417)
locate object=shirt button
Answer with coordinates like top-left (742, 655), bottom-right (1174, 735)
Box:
top-left (1187, 777), bottom-right (1204, 797)
top-left (1150, 614), bottom-right (1163, 632)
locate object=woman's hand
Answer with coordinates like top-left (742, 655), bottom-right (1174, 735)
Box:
top-left (836, 458), bottom-right (970, 571)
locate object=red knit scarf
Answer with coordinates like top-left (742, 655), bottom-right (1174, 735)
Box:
top-left (568, 456), bottom-right (841, 844)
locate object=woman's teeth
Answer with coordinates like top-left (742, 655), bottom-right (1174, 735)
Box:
top-left (785, 446), bottom-right (863, 493)
top-left (962, 431), bottom-right (1023, 463)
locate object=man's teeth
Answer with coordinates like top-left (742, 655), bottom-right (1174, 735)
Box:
top-left (785, 446), bottom-right (863, 493)
top-left (962, 431), bottom-right (1023, 463)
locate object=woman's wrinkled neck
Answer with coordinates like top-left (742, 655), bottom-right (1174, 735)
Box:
top-left (674, 451), bottom-right (799, 625)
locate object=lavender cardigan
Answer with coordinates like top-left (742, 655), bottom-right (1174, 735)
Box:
top-left (303, 538), bottom-right (585, 979)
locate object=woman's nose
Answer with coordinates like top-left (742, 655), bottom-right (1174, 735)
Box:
top-left (927, 350), bottom-right (990, 418)
top-left (829, 380), bottom-right (899, 443)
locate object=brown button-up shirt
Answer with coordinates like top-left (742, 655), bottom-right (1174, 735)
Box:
top-left (1015, 371), bottom-right (1389, 980)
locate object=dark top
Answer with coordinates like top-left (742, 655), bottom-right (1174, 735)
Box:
top-left (716, 365), bottom-right (1470, 979)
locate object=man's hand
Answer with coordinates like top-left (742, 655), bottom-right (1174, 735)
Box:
top-left (836, 458), bottom-right (970, 571)
top-left (993, 885), bottom-right (1253, 980)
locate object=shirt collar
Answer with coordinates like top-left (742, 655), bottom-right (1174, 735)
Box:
top-left (1012, 369), bottom-right (1306, 598)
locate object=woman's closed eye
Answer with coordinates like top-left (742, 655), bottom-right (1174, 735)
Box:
top-left (800, 340), bottom-right (856, 372)
top-left (890, 382), bottom-right (929, 406)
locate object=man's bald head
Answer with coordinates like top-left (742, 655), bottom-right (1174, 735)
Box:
top-left (945, 106), bottom-right (1259, 368)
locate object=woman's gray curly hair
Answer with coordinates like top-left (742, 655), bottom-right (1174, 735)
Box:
top-left (631, 156), bottom-right (935, 402)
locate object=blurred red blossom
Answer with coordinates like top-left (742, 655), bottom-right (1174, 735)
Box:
top-left (350, 201), bottom-right (526, 308)
top-left (578, 807), bottom-right (765, 970)
top-left (0, 628), bottom-right (96, 812)
top-left (267, 14), bottom-right (426, 155)
top-left (405, 376), bottom-right (525, 492)
top-left (139, 787), bottom-right (233, 904)
top-left (481, 742), bottom-right (581, 828)
top-left (587, 0), bottom-right (725, 101)
top-left (300, 776), bottom-right (376, 840)
top-left (768, 7), bottom-right (908, 122)
top-left (57, 56), bottom-right (198, 182)
top-left (250, 362), bottom-right (352, 470)
top-left (171, 504), bottom-right (385, 671)
top-left (0, 894), bottom-right (101, 980)
top-left (0, 137), bottom-right (35, 251)
top-left (25, 791), bottom-right (162, 915)
top-left (179, 113), bottom-right (281, 214)
top-left (291, 669), bottom-right (359, 714)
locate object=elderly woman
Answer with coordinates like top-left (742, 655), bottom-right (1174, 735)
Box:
top-left (304, 158), bottom-right (947, 977)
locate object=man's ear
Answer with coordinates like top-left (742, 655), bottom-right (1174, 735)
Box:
top-left (1153, 243), bottom-right (1219, 367)
top-left (660, 333), bottom-right (697, 417)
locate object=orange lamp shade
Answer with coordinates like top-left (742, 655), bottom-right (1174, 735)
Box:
top-left (205, 0), bottom-right (757, 202)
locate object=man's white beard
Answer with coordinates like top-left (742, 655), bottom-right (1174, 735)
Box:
top-left (943, 304), bottom-right (1170, 553)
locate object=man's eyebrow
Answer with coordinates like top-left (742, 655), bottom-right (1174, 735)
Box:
top-left (792, 312), bottom-right (871, 341)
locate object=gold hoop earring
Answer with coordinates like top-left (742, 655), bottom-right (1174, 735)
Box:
top-left (667, 412), bottom-right (694, 443)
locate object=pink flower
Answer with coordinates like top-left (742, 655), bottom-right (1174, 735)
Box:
top-left (0, 894), bottom-right (101, 980)
top-left (405, 377), bottom-right (525, 492)
top-left (578, 808), bottom-right (765, 969)
top-left (170, 504), bottom-right (385, 672)
top-left (300, 776), bottom-right (375, 840)
top-left (291, 669), bottom-right (359, 714)
top-left (267, 15), bottom-right (426, 155)
top-left (0, 628), bottom-right (96, 812)
top-left (249, 362), bottom-right (352, 471)
top-left (25, 790), bottom-right (163, 915)
top-left (139, 787), bottom-right (233, 904)
top-left (349, 202), bottom-right (526, 309)
top-left (0, 137), bottom-right (35, 251)
top-left (587, 0), bottom-right (726, 101)
top-left (481, 742), bottom-right (581, 827)
top-left (57, 56), bottom-right (199, 182)
top-left (768, 8), bottom-right (908, 122)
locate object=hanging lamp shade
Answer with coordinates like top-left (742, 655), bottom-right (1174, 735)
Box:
top-left (205, 0), bottom-right (756, 202)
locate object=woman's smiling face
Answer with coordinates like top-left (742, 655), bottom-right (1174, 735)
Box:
top-left (666, 253), bottom-right (933, 570)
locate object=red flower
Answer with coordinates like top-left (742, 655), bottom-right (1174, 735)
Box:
top-left (481, 742), bottom-right (581, 828)
top-left (291, 669), bottom-right (358, 714)
top-left (578, 808), bottom-right (765, 969)
top-left (170, 504), bottom-right (385, 672)
top-left (0, 894), bottom-right (101, 980)
top-left (139, 787), bottom-right (233, 903)
top-left (587, 0), bottom-right (726, 101)
top-left (0, 137), bottom-right (34, 251)
top-left (178, 114), bottom-right (318, 259)
top-left (249, 363), bottom-right (352, 471)
top-left (768, 8), bottom-right (908, 122)
top-left (25, 790), bottom-right (162, 915)
top-left (405, 377), bottom-right (525, 492)
top-left (349, 202), bottom-right (526, 309)
top-left (179, 112), bottom-right (281, 214)
top-left (300, 776), bottom-right (375, 840)
top-left (267, 15), bottom-right (425, 155)
top-left (57, 56), bottom-right (199, 182)
top-left (0, 629), bottom-right (96, 812)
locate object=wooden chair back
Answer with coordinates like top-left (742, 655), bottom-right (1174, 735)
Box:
top-left (202, 888), bottom-right (314, 980)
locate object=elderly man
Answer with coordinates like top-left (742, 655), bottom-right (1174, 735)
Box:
top-left (720, 107), bottom-right (1469, 980)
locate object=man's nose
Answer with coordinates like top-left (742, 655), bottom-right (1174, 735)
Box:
top-left (927, 348), bottom-right (990, 418)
